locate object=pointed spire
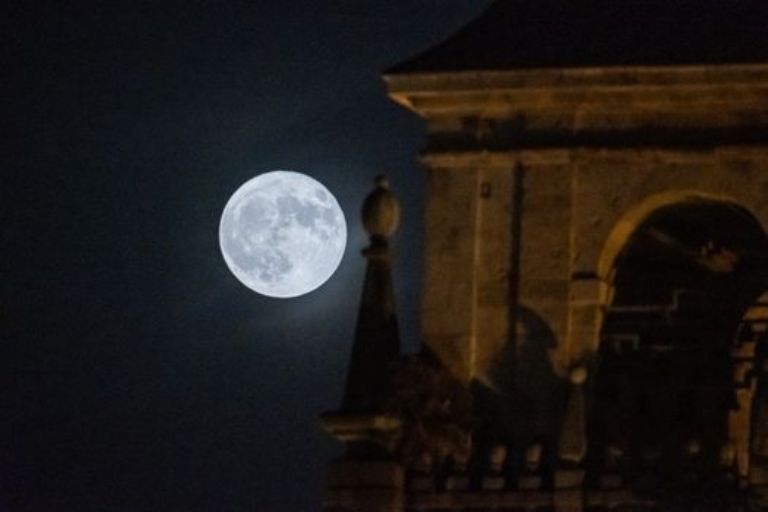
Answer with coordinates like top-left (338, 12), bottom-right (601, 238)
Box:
top-left (341, 175), bottom-right (401, 413)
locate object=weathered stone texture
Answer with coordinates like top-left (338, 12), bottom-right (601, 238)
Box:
top-left (518, 163), bottom-right (572, 369)
top-left (326, 63), bottom-right (768, 511)
top-left (571, 148), bottom-right (768, 278)
top-left (473, 166), bottom-right (513, 382)
top-left (324, 459), bottom-right (404, 512)
top-left (421, 166), bottom-right (480, 381)
top-left (392, 63), bottom-right (768, 374)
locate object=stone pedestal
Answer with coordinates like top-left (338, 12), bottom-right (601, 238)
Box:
top-left (554, 469), bottom-right (585, 512)
top-left (482, 475), bottom-right (506, 491)
top-left (445, 475), bottom-right (470, 491)
top-left (518, 474), bottom-right (542, 490)
top-left (324, 459), bottom-right (404, 512)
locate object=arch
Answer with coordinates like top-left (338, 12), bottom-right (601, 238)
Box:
top-left (730, 291), bottom-right (768, 484)
top-left (596, 190), bottom-right (757, 286)
top-left (590, 193), bottom-right (768, 483)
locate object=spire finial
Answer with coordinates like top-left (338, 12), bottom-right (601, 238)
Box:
top-left (362, 174), bottom-right (400, 239)
top-left (330, 174), bottom-right (402, 415)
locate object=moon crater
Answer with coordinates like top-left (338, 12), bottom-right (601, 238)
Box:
top-left (219, 171), bottom-right (347, 297)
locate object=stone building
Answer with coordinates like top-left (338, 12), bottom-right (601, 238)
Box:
top-left (322, 2), bottom-right (768, 510)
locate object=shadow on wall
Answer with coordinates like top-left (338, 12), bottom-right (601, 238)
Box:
top-left (471, 306), bottom-right (566, 471)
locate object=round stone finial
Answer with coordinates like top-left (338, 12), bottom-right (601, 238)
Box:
top-left (362, 174), bottom-right (400, 238)
top-left (569, 366), bottom-right (588, 385)
top-left (489, 444), bottom-right (507, 472)
top-left (525, 443), bottom-right (542, 471)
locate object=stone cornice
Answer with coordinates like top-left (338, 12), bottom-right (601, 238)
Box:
top-left (419, 145), bottom-right (768, 169)
top-left (385, 63), bottom-right (768, 118)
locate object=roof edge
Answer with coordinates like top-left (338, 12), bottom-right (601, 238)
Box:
top-left (384, 62), bottom-right (768, 94)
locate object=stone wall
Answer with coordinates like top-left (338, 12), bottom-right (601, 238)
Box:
top-left (388, 63), bottom-right (768, 379)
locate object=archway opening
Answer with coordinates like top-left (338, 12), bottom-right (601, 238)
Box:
top-left (593, 199), bottom-right (768, 488)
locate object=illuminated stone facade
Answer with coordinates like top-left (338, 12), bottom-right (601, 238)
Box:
top-left (323, 2), bottom-right (768, 511)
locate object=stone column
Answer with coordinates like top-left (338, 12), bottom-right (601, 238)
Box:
top-left (554, 366), bottom-right (588, 512)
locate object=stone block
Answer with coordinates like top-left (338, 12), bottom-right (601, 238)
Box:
top-left (569, 278), bottom-right (602, 304)
top-left (518, 474), bottom-right (542, 490)
top-left (445, 475), bottom-right (470, 491)
top-left (553, 488), bottom-right (584, 512)
top-left (555, 469), bottom-right (585, 489)
top-left (482, 475), bottom-right (506, 491)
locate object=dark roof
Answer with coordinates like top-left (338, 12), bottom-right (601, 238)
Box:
top-left (388, 0), bottom-right (768, 74)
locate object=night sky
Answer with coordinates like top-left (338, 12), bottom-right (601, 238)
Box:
top-left (2, 2), bottom-right (489, 511)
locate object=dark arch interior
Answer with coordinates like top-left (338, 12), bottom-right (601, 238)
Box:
top-left (611, 201), bottom-right (768, 309)
top-left (593, 200), bottom-right (768, 489)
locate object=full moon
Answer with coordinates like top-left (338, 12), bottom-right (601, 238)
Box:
top-left (219, 170), bottom-right (347, 298)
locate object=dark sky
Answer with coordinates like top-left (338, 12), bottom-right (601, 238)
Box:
top-left (2, 2), bottom-right (489, 511)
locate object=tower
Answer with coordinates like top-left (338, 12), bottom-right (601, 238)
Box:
top-left (324, 2), bottom-right (768, 510)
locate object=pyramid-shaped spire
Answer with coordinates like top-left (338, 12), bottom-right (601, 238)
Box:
top-left (341, 176), bottom-right (401, 413)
